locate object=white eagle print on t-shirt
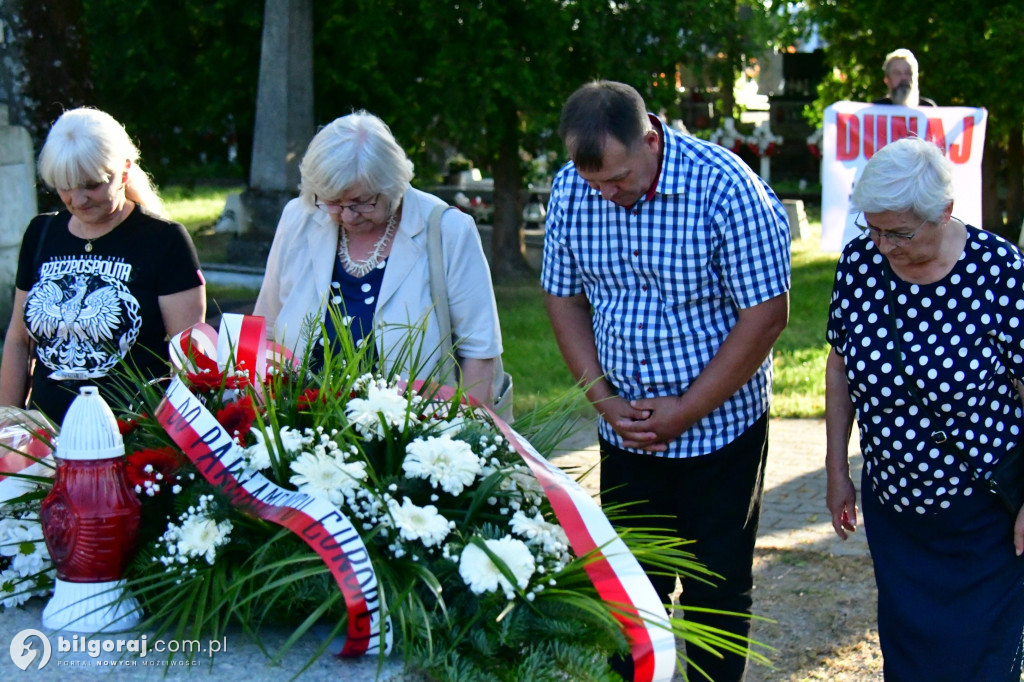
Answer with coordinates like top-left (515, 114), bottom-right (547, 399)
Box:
top-left (25, 256), bottom-right (142, 381)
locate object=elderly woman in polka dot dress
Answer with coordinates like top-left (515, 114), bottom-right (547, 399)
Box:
top-left (254, 111), bottom-right (503, 406)
top-left (825, 136), bottom-right (1024, 681)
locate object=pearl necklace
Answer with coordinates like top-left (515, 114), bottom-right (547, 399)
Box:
top-left (337, 213), bottom-right (397, 277)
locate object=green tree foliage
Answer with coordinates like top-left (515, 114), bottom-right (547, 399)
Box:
top-left (81, 0), bottom-right (263, 182)
top-left (72, 0), bottom-right (782, 273)
top-left (312, 0), bottom-right (780, 278)
top-left (802, 0), bottom-right (1024, 237)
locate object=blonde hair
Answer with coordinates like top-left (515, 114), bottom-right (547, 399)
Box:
top-left (37, 107), bottom-right (167, 218)
top-left (298, 111), bottom-right (414, 212)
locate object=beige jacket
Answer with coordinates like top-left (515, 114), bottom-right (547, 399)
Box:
top-left (253, 187), bottom-right (502, 377)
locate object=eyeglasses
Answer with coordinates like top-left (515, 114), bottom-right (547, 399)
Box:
top-left (315, 194), bottom-right (379, 215)
top-left (854, 213), bottom-right (929, 243)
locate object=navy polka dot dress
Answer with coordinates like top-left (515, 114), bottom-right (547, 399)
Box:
top-left (828, 224), bottom-right (1024, 680)
top-left (828, 226), bottom-right (1024, 514)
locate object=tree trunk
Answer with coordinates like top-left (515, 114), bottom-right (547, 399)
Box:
top-left (981, 135), bottom-right (1003, 235)
top-left (20, 0), bottom-right (93, 145)
top-left (489, 106), bottom-right (532, 281)
top-left (1005, 123), bottom-right (1023, 244)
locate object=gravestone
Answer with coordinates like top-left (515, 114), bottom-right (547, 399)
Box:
top-left (0, 105), bottom-right (37, 331)
top-left (783, 199), bottom-right (808, 241)
top-left (234, 0), bottom-right (313, 265)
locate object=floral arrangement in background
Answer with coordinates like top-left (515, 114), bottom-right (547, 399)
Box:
top-left (0, 508), bottom-right (53, 608)
top-left (747, 121), bottom-right (783, 158)
top-left (0, 316), bottom-right (766, 680)
top-left (709, 117), bottom-right (746, 154)
top-left (0, 416), bottom-right (54, 609)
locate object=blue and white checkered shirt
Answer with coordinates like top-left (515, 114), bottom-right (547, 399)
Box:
top-left (541, 120), bottom-right (791, 458)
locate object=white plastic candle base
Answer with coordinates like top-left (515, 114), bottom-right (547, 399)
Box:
top-left (42, 578), bottom-right (141, 632)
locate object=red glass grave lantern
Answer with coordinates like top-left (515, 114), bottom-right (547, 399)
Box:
top-left (40, 386), bottom-right (141, 632)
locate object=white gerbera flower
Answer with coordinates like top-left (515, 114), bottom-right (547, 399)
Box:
top-left (403, 435), bottom-right (482, 496)
top-left (458, 537), bottom-right (536, 597)
top-left (176, 515), bottom-right (233, 565)
top-left (346, 384), bottom-right (411, 440)
top-left (388, 497), bottom-right (451, 548)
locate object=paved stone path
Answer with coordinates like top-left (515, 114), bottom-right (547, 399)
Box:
top-left (549, 416), bottom-right (869, 558)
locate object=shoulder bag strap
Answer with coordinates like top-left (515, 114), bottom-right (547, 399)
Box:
top-left (879, 262), bottom-right (985, 482)
top-left (33, 213), bottom-right (56, 274)
top-left (426, 204), bottom-right (456, 381)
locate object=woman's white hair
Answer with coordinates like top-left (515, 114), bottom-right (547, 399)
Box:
top-left (37, 107), bottom-right (167, 218)
top-left (298, 111), bottom-right (414, 212)
top-left (850, 137), bottom-right (953, 222)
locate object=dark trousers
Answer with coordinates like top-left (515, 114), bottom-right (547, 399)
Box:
top-left (600, 412), bottom-right (768, 682)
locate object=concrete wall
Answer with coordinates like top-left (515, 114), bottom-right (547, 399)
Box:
top-left (0, 105), bottom-right (37, 332)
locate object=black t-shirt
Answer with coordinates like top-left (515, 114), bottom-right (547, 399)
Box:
top-left (15, 206), bottom-right (203, 422)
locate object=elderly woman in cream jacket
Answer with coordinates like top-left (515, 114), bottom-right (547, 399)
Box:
top-left (254, 111), bottom-right (502, 406)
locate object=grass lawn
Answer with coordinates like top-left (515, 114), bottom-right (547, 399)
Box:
top-left (167, 186), bottom-right (837, 419)
top-left (772, 217), bottom-right (837, 418)
top-left (162, 184), bottom-right (244, 233)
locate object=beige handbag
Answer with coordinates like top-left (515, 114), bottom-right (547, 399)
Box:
top-left (426, 204), bottom-right (514, 422)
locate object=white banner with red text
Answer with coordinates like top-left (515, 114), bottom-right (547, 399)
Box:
top-left (821, 101), bottom-right (987, 252)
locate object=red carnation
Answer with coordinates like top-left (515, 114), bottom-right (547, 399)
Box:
top-left (297, 388), bottom-right (325, 411)
top-left (187, 369), bottom-right (226, 391)
top-left (117, 418), bottom-right (139, 436)
top-left (125, 446), bottom-right (188, 494)
top-left (217, 396), bottom-right (257, 445)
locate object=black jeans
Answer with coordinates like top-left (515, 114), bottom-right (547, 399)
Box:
top-left (600, 412), bottom-right (768, 682)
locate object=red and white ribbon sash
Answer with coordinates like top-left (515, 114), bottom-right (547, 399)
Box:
top-left (156, 377), bottom-right (391, 657)
top-left (498, 422), bottom-right (675, 682)
top-left (169, 314), bottom-right (293, 387)
top-left (419, 383), bottom-right (676, 682)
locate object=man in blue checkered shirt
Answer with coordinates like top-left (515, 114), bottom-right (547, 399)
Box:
top-left (542, 81), bottom-right (791, 681)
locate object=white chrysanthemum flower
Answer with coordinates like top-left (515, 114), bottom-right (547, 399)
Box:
top-left (1, 524), bottom-right (40, 563)
top-left (277, 425), bottom-right (307, 454)
top-left (388, 497), bottom-right (451, 548)
top-left (289, 451), bottom-right (368, 505)
top-left (176, 515), bottom-right (233, 565)
top-left (12, 551), bottom-right (46, 577)
top-left (333, 461), bottom-right (370, 503)
top-left (403, 435), bottom-right (482, 496)
top-left (507, 467), bottom-right (543, 497)
top-left (243, 429), bottom-right (272, 471)
top-left (458, 537), bottom-right (536, 597)
top-left (510, 511), bottom-right (570, 555)
top-left (0, 569), bottom-right (30, 609)
top-left (0, 519), bottom-right (29, 557)
top-left (244, 426), bottom-right (309, 471)
top-left (346, 384), bottom-right (411, 440)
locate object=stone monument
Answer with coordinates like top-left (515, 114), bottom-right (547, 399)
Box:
top-left (0, 105), bottom-right (37, 331)
top-left (233, 0), bottom-right (313, 264)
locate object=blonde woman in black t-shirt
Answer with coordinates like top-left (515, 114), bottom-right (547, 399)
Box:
top-left (0, 107), bottom-right (205, 423)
